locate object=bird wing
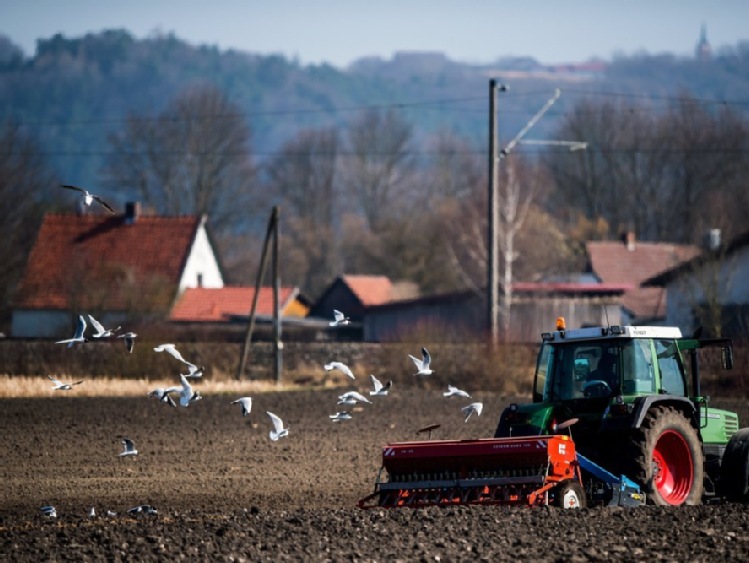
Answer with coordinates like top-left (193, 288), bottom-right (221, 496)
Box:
top-left (409, 355), bottom-right (423, 370)
top-left (93, 195), bottom-right (116, 214)
top-left (421, 347), bottom-right (431, 368)
top-left (74, 315), bottom-right (87, 339)
top-left (155, 344), bottom-right (186, 363)
top-left (87, 315), bottom-right (105, 336)
top-left (333, 310), bottom-right (344, 322)
top-left (71, 380), bottom-right (84, 386)
top-left (370, 374), bottom-right (382, 392)
top-left (48, 376), bottom-right (63, 387)
top-left (267, 411), bottom-right (283, 433)
top-left (60, 184), bottom-right (84, 193)
top-left (383, 380), bottom-right (393, 391)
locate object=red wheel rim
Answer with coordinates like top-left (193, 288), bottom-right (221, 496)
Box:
top-left (651, 429), bottom-right (693, 505)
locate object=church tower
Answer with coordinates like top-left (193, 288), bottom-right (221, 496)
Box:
top-left (695, 23), bottom-right (712, 61)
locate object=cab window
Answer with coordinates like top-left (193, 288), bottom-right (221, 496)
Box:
top-left (655, 339), bottom-right (686, 396)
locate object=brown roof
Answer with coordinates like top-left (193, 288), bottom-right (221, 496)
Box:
top-left (586, 239), bottom-right (700, 319)
top-left (341, 275), bottom-right (394, 306)
top-left (15, 213), bottom-right (202, 310)
top-left (170, 286), bottom-right (297, 322)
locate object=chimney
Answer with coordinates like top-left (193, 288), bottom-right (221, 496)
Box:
top-left (621, 230), bottom-right (636, 252)
top-left (124, 202), bottom-right (141, 224)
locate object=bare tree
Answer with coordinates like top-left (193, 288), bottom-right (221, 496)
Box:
top-left (102, 84), bottom-right (258, 236)
top-left (0, 121), bottom-right (56, 327)
top-left (263, 127), bottom-right (339, 297)
top-left (341, 108), bottom-right (415, 232)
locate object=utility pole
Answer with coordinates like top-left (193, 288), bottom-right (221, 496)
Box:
top-left (488, 79), bottom-right (507, 346)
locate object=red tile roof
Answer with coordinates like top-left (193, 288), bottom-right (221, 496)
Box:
top-left (587, 240), bottom-right (700, 319)
top-left (342, 275), bottom-right (394, 306)
top-left (15, 213), bottom-right (202, 310)
top-left (170, 286), bottom-right (298, 322)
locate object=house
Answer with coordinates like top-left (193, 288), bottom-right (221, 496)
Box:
top-left (643, 229), bottom-right (749, 337)
top-left (11, 203), bottom-right (224, 338)
top-left (309, 275), bottom-right (419, 324)
top-left (586, 232), bottom-right (700, 325)
top-left (363, 282), bottom-right (630, 343)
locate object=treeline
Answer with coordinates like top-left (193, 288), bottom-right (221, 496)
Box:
top-left (2, 30), bottom-right (749, 331)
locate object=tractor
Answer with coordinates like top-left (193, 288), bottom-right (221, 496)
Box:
top-left (495, 318), bottom-right (749, 506)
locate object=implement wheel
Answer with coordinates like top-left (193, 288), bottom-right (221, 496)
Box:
top-left (628, 406), bottom-right (703, 506)
top-left (555, 480), bottom-right (586, 509)
top-left (720, 428), bottom-right (749, 503)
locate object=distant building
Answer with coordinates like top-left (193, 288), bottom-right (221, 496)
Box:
top-left (695, 23), bottom-right (712, 61)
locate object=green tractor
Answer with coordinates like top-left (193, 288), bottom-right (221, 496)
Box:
top-left (495, 318), bottom-right (749, 506)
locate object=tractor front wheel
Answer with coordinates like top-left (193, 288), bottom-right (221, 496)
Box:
top-left (627, 406), bottom-right (703, 506)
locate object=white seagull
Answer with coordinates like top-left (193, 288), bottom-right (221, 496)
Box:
top-left (147, 387), bottom-right (177, 407)
top-left (88, 314), bottom-right (121, 338)
top-left (118, 332), bottom-right (138, 353)
top-left (60, 184), bottom-right (116, 214)
top-left (337, 390), bottom-right (372, 406)
top-left (329, 411), bottom-right (353, 422)
top-left (330, 309), bottom-right (351, 326)
top-left (48, 375), bottom-right (85, 390)
top-left (154, 343), bottom-right (204, 378)
top-left (369, 374), bottom-right (392, 396)
top-left (461, 402), bottom-right (484, 422)
top-left (128, 504), bottom-right (158, 515)
top-left (231, 397), bottom-right (253, 417)
top-left (88, 507), bottom-right (96, 518)
top-left (409, 347), bottom-right (434, 376)
top-left (55, 314), bottom-right (88, 348)
top-left (165, 374), bottom-right (202, 407)
top-left (324, 361), bottom-right (355, 380)
top-left (443, 385), bottom-right (471, 398)
top-left (267, 411), bottom-right (289, 441)
top-left (119, 438), bottom-right (138, 457)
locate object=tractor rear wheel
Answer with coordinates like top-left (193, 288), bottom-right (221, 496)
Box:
top-left (720, 428), bottom-right (749, 503)
top-left (554, 480), bottom-right (586, 509)
top-left (627, 406), bottom-right (703, 506)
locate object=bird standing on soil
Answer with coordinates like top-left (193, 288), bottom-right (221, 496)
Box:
top-left (48, 375), bottom-right (84, 390)
top-left (330, 309), bottom-right (351, 326)
top-left (324, 361), bottom-right (355, 380)
top-left (118, 332), bottom-right (137, 353)
top-left (231, 397), bottom-right (253, 417)
top-left (60, 184), bottom-right (116, 214)
top-left (461, 402), bottom-right (484, 422)
top-left (88, 314), bottom-right (121, 338)
top-left (409, 347), bottom-right (434, 376)
top-left (443, 385), bottom-right (471, 398)
top-left (267, 411), bottom-right (289, 441)
top-left (119, 438), bottom-right (138, 457)
top-left (55, 315), bottom-right (88, 348)
top-left (40, 505), bottom-right (57, 518)
top-left (369, 374), bottom-right (392, 396)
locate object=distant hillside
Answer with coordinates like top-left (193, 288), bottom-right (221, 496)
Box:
top-left (1, 30), bottom-right (749, 204)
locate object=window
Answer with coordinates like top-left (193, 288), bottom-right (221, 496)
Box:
top-left (655, 339), bottom-right (685, 396)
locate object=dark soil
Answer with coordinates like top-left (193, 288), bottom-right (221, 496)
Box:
top-left (2, 389), bottom-right (749, 561)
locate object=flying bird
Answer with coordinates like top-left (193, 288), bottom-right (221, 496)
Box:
top-left (231, 397), bottom-right (253, 417)
top-left (119, 438), bottom-right (138, 457)
top-left (443, 385), bottom-right (471, 398)
top-left (324, 361), bottom-right (355, 380)
top-left (267, 411), bottom-right (289, 441)
top-left (369, 374), bottom-right (392, 396)
top-left (87, 314), bottom-right (121, 338)
top-left (55, 314), bottom-right (88, 348)
top-left (118, 332), bottom-right (138, 353)
top-left (164, 374), bottom-right (202, 407)
top-left (147, 387), bottom-right (177, 407)
top-left (409, 347), bottom-right (434, 376)
top-left (60, 184), bottom-right (116, 214)
top-left (337, 390), bottom-right (372, 406)
top-left (154, 343), bottom-right (204, 378)
top-left (48, 375), bottom-right (84, 390)
top-left (329, 411), bottom-right (353, 422)
top-left (330, 309), bottom-right (351, 326)
top-left (461, 402), bottom-right (484, 422)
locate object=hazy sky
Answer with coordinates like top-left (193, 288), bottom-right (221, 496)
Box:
top-left (2, 0), bottom-right (747, 67)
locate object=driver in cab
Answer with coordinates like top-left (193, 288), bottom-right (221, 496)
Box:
top-left (587, 350), bottom-right (619, 397)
